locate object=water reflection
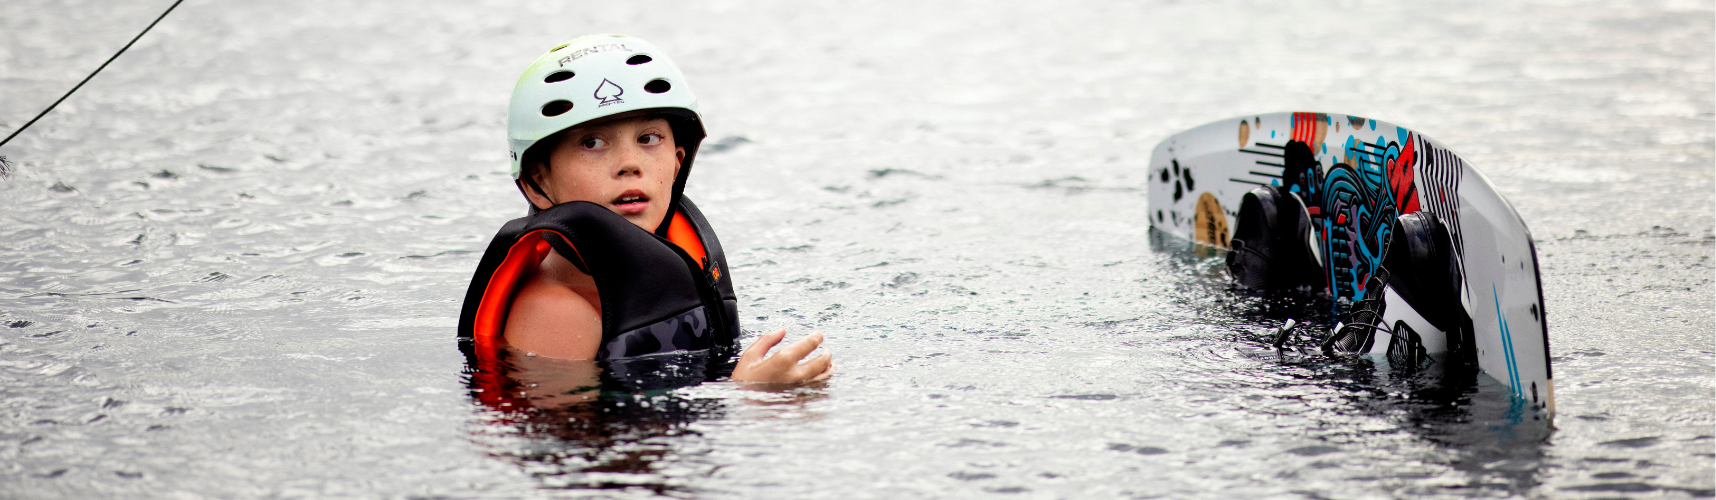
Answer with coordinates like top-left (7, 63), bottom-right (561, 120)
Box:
top-left (1291, 352), bottom-right (1552, 494)
top-left (1149, 227), bottom-right (1553, 495)
top-left (462, 347), bottom-right (733, 493)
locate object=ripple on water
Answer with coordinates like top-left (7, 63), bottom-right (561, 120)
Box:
top-left (0, 0), bottom-right (1711, 498)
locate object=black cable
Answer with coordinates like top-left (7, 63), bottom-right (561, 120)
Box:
top-left (0, 0), bottom-right (187, 174)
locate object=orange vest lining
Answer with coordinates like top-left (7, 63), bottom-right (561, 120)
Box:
top-left (472, 215), bottom-right (705, 364)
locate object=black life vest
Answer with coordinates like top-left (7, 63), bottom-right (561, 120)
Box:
top-left (457, 197), bottom-right (739, 375)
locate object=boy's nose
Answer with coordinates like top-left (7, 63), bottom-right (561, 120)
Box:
top-left (614, 143), bottom-right (645, 177)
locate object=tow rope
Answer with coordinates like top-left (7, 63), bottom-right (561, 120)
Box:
top-left (0, 0), bottom-right (186, 175)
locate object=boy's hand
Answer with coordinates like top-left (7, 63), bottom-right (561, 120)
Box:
top-left (731, 330), bottom-right (835, 384)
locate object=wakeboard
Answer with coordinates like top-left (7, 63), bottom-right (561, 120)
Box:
top-left (1147, 112), bottom-right (1553, 413)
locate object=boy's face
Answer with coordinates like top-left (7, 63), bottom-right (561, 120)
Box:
top-left (523, 115), bottom-right (684, 232)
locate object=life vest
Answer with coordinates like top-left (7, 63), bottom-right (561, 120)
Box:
top-left (457, 197), bottom-right (739, 382)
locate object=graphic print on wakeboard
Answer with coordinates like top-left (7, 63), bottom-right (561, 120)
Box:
top-left (1148, 112), bottom-right (1553, 413)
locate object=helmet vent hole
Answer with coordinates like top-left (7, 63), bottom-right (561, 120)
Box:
top-left (544, 71), bottom-right (574, 83)
top-left (540, 100), bottom-right (573, 117)
top-left (549, 43), bottom-right (569, 53)
top-left (626, 54), bottom-right (653, 65)
top-left (643, 79), bottom-right (671, 94)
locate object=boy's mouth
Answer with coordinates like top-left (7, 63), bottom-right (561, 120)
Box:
top-left (612, 190), bottom-right (650, 215)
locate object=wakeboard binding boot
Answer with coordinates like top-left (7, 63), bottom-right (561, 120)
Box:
top-left (1226, 186), bottom-right (1321, 292)
top-left (1322, 212), bottom-right (1472, 368)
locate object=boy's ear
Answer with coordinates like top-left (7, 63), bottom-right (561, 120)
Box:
top-left (675, 146), bottom-right (686, 175)
top-left (518, 178), bottom-right (555, 211)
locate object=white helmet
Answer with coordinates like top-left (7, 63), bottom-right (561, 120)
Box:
top-left (506, 34), bottom-right (706, 179)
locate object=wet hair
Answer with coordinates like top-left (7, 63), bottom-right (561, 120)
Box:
top-left (517, 130), bottom-right (565, 199)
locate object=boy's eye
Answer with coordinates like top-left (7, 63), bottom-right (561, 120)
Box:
top-left (638, 133), bottom-right (664, 146)
top-left (580, 137), bottom-right (608, 149)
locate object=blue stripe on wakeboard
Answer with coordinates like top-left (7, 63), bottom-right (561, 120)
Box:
top-left (1493, 284), bottom-right (1521, 397)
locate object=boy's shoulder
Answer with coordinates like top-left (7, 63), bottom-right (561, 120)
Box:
top-left (503, 257), bottom-right (602, 359)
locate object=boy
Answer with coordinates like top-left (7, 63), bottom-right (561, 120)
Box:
top-left (458, 34), bottom-right (831, 387)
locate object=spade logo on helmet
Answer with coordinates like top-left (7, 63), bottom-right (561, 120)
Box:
top-left (595, 79), bottom-right (624, 107)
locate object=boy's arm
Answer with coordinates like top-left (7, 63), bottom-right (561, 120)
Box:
top-left (502, 271), bottom-right (603, 359)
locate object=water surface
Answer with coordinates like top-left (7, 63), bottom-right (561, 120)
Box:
top-left (1, 0), bottom-right (1711, 498)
